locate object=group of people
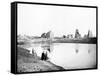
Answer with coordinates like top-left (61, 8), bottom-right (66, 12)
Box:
top-left (30, 48), bottom-right (49, 61)
top-left (41, 51), bottom-right (48, 60)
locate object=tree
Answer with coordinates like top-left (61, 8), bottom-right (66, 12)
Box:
top-left (63, 35), bottom-right (66, 38)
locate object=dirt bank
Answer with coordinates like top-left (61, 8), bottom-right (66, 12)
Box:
top-left (17, 47), bottom-right (65, 73)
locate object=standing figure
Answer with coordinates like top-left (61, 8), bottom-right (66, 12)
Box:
top-left (32, 48), bottom-right (34, 55)
top-left (41, 51), bottom-right (49, 60)
top-left (41, 51), bottom-right (45, 60)
top-left (45, 51), bottom-right (48, 60)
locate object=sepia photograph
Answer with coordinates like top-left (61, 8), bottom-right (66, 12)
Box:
top-left (15, 2), bottom-right (97, 73)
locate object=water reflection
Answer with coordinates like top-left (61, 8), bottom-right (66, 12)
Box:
top-left (88, 49), bottom-right (91, 54)
top-left (28, 42), bottom-right (96, 69)
top-left (41, 43), bottom-right (54, 53)
top-left (75, 49), bottom-right (79, 53)
top-left (40, 42), bottom-right (54, 60)
top-left (49, 43), bottom-right (96, 69)
top-left (75, 44), bottom-right (79, 54)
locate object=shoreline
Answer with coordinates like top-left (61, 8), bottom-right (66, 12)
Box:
top-left (18, 37), bottom-right (97, 45)
top-left (18, 58), bottom-right (65, 72)
top-left (53, 38), bottom-right (97, 44)
top-left (17, 47), bottom-right (65, 72)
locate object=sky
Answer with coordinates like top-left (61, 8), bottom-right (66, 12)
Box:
top-left (18, 4), bottom-right (96, 37)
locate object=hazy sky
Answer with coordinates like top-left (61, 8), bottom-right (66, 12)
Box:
top-left (18, 4), bottom-right (96, 37)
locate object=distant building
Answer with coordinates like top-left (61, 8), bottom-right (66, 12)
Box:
top-left (87, 30), bottom-right (93, 38)
top-left (75, 29), bottom-right (81, 38)
top-left (41, 31), bottom-right (54, 39)
top-left (84, 30), bottom-right (93, 38)
top-left (67, 34), bottom-right (73, 38)
top-left (41, 33), bottom-right (46, 38)
top-left (46, 31), bottom-right (54, 39)
top-left (84, 34), bottom-right (88, 38)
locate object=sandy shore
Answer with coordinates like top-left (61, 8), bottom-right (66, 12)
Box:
top-left (17, 47), bottom-right (65, 72)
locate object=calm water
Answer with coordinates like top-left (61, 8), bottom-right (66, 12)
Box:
top-left (26, 43), bottom-right (96, 69)
top-left (50, 43), bottom-right (96, 69)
